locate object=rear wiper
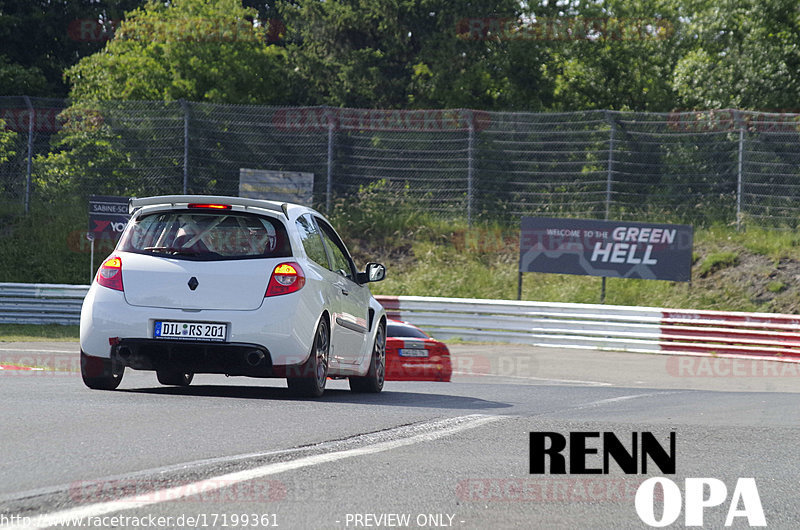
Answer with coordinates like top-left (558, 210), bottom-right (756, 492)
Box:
top-left (142, 247), bottom-right (212, 257)
top-left (142, 246), bottom-right (199, 256)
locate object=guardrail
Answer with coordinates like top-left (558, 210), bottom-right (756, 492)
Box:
top-left (0, 283), bottom-right (89, 325)
top-left (376, 295), bottom-right (800, 363)
top-left (2, 284), bottom-right (799, 363)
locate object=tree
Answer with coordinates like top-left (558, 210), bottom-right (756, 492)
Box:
top-left (673, 0), bottom-right (800, 109)
top-left (0, 118), bottom-right (17, 163)
top-left (284, 0), bottom-right (548, 109)
top-left (0, 0), bottom-right (143, 96)
top-left (541, 0), bottom-right (685, 112)
top-left (0, 55), bottom-right (48, 96)
top-left (32, 104), bottom-right (143, 202)
top-left (66, 0), bottom-right (292, 104)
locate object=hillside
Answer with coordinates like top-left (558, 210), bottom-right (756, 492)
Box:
top-left (2, 202), bottom-right (800, 314)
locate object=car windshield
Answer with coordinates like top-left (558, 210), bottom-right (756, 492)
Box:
top-left (387, 323), bottom-right (429, 339)
top-left (119, 210), bottom-right (291, 260)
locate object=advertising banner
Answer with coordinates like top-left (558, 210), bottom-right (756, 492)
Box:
top-left (519, 217), bottom-right (693, 282)
top-left (88, 196), bottom-right (130, 240)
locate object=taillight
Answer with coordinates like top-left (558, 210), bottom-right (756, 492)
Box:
top-left (266, 262), bottom-right (305, 297)
top-left (96, 256), bottom-right (123, 291)
top-left (188, 203), bottom-right (231, 209)
top-left (431, 343), bottom-right (450, 357)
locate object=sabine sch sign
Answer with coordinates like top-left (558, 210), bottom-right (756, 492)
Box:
top-left (519, 217), bottom-right (693, 282)
top-left (89, 196), bottom-right (130, 239)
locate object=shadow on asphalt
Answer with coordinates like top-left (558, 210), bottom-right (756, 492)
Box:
top-left (117, 384), bottom-right (512, 410)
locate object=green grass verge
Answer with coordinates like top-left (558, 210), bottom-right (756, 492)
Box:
top-left (697, 252), bottom-right (739, 277)
top-left (356, 217), bottom-right (800, 313)
top-left (0, 324), bottom-right (79, 342)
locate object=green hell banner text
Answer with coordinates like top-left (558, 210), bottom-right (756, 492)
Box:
top-left (519, 217), bottom-right (693, 282)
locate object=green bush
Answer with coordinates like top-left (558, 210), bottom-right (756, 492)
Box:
top-left (328, 179), bottom-right (450, 245)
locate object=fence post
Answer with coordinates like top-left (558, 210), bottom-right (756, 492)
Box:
top-left (23, 96), bottom-right (34, 213)
top-left (326, 108), bottom-right (334, 214)
top-left (601, 111), bottom-right (617, 304)
top-left (736, 110), bottom-right (744, 231)
top-left (467, 110), bottom-right (475, 226)
top-left (179, 99), bottom-right (189, 194)
top-left (605, 110), bottom-right (616, 221)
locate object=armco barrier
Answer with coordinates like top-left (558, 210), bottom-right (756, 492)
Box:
top-left (0, 283), bottom-right (89, 325)
top-left (376, 295), bottom-right (800, 362)
top-left (2, 284), bottom-right (799, 363)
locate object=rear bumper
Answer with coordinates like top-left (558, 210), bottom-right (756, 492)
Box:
top-left (385, 350), bottom-right (452, 382)
top-left (112, 339), bottom-right (275, 377)
top-left (80, 283), bottom-right (318, 367)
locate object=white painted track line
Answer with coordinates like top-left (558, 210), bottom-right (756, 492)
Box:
top-left (452, 370), bottom-right (612, 386)
top-left (1, 414), bottom-right (504, 530)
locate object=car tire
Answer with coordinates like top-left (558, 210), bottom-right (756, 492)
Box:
top-left (80, 351), bottom-right (124, 390)
top-left (287, 317), bottom-right (329, 398)
top-left (349, 322), bottom-right (385, 393)
top-left (156, 370), bottom-right (194, 386)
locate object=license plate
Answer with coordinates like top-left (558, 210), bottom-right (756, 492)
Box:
top-left (154, 321), bottom-right (227, 341)
top-left (399, 348), bottom-right (429, 358)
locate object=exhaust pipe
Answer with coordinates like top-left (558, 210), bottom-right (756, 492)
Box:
top-left (246, 351), bottom-right (265, 367)
top-left (117, 347), bottom-right (132, 360)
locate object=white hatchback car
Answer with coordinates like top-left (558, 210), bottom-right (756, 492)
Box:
top-left (80, 195), bottom-right (387, 397)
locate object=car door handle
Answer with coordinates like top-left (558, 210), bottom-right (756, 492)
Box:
top-left (341, 288), bottom-right (349, 296)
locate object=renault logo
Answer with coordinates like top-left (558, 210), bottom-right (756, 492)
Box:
top-left (188, 277), bottom-right (199, 291)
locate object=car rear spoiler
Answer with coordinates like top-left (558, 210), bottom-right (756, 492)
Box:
top-left (128, 195), bottom-right (290, 219)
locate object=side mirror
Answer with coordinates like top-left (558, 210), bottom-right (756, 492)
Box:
top-left (359, 262), bottom-right (386, 284)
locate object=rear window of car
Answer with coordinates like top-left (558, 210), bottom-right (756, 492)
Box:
top-left (119, 210), bottom-right (291, 260)
top-left (387, 324), bottom-right (430, 339)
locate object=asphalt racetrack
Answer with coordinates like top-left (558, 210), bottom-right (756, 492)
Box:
top-left (2, 342), bottom-right (800, 529)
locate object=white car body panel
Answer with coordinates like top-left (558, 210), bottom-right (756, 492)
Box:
top-left (120, 252), bottom-right (274, 311)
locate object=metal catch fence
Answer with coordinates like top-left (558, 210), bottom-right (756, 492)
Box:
top-left (3, 99), bottom-right (800, 227)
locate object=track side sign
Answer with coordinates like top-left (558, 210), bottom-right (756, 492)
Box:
top-left (89, 195), bottom-right (130, 239)
top-left (519, 217), bottom-right (693, 282)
